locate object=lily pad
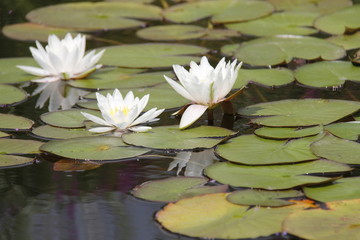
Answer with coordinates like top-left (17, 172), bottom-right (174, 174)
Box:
top-left (227, 189), bottom-right (304, 207)
top-left (0, 57), bottom-right (37, 84)
top-left (311, 133), bottom-right (360, 165)
top-left (283, 199), bottom-right (360, 240)
top-left (266, 0), bottom-right (352, 13)
top-left (0, 113), bottom-right (34, 131)
top-left (39, 136), bottom-right (149, 161)
top-left (40, 109), bottom-right (102, 128)
top-left (324, 122), bottom-right (360, 140)
top-left (137, 25), bottom-right (206, 41)
top-left (0, 131), bottom-right (10, 138)
top-left (235, 68), bottom-right (294, 88)
top-left (314, 4), bottom-right (360, 35)
top-left (0, 155), bottom-right (34, 169)
top-left (238, 99), bottom-right (360, 127)
top-left (226, 11), bottom-right (318, 37)
top-left (205, 160), bottom-right (351, 189)
top-left (26, 2), bottom-right (162, 31)
top-left (132, 177), bottom-right (227, 202)
top-left (303, 177), bottom-right (360, 202)
top-left (327, 31), bottom-right (360, 50)
top-left (106, 0), bottom-right (154, 2)
top-left (53, 159), bottom-right (101, 171)
top-left (0, 85), bottom-right (27, 106)
top-left (222, 35), bottom-right (346, 66)
top-left (0, 139), bottom-right (42, 154)
top-left (163, 0), bottom-right (274, 24)
top-left (255, 126), bottom-right (322, 139)
top-left (216, 134), bottom-right (317, 165)
top-left (122, 125), bottom-right (234, 150)
top-left (294, 61), bottom-right (360, 88)
top-left (32, 125), bottom-right (99, 140)
top-left (99, 43), bottom-right (208, 68)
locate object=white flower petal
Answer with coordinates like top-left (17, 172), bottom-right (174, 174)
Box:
top-left (81, 112), bottom-right (112, 126)
top-left (31, 76), bottom-right (60, 83)
top-left (164, 75), bottom-right (195, 102)
top-left (16, 65), bottom-right (48, 76)
top-left (128, 126), bottom-right (152, 132)
top-left (179, 104), bottom-right (208, 129)
top-left (88, 127), bottom-right (115, 133)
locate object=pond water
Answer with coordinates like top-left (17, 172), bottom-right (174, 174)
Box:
top-left (1, 0), bottom-right (360, 239)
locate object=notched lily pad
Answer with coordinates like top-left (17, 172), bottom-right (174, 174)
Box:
top-left (136, 25), bottom-right (206, 41)
top-left (0, 113), bottom-right (34, 131)
top-left (235, 68), bottom-right (294, 88)
top-left (0, 139), bottom-right (42, 154)
top-left (40, 109), bottom-right (102, 128)
top-left (0, 85), bottom-right (27, 107)
top-left (0, 155), bottom-right (34, 169)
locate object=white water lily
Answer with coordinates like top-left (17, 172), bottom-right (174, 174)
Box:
top-left (17, 33), bottom-right (105, 83)
top-left (164, 56), bottom-right (242, 129)
top-left (81, 89), bottom-right (164, 133)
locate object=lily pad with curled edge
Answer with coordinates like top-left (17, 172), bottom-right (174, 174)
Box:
top-left (314, 4), bottom-right (360, 35)
top-left (221, 35), bottom-right (345, 66)
top-left (303, 177), bottom-right (360, 202)
top-left (0, 139), bottom-right (42, 155)
top-left (26, 2), bottom-right (162, 31)
top-left (227, 189), bottom-right (304, 207)
top-left (216, 134), bottom-right (318, 165)
top-left (132, 177), bottom-right (228, 202)
top-left (0, 57), bottom-right (37, 84)
top-left (0, 85), bottom-right (27, 107)
top-left (266, 0), bottom-right (352, 13)
top-left (225, 11), bottom-right (318, 37)
top-left (311, 133), bottom-right (360, 165)
top-left (163, 0), bottom-right (274, 24)
top-left (99, 43), bottom-right (208, 68)
top-left (40, 109), bottom-right (102, 128)
top-left (156, 193), bottom-right (314, 239)
top-left (122, 125), bottom-right (234, 151)
top-left (294, 61), bottom-right (360, 88)
top-left (0, 155), bottom-right (34, 169)
top-left (255, 126), bottom-right (322, 139)
top-left (327, 32), bottom-right (360, 50)
top-left (238, 99), bottom-right (360, 127)
top-left (32, 125), bottom-right (100, 140)
top-left (39, 136), bottom-right (149, 161)
top-left (283, 199), bottom-right (360, 240)
top-left (234, 68), bottom-right (294, 88)
top-left (204, 160), bottom-right (351, 190)
top-left (2, 23), bottom-right (78, 42)
top-left (53, 159), bottom-right (101, 172)
top-left (0, 113), bottom-right (34, 131)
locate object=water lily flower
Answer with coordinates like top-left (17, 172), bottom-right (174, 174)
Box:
top-left (17, 33), bottom-right (105, 83)
top-left (164, 56), bottom-right (242, 129)
top-left (81, 89), bottom-right (164, 133)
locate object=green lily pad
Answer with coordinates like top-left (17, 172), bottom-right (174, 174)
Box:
top-left (132, 177), bottom-right (227, 202)
top-left (163, 0), bottom-right (274, 24)
top-left (205, 160), bottom-right (351, 190)
top-left (238, 99), bottom-right (360, 127)
top-left (303, 177), bottom-right (360, 202)
top-left (327, 31), bottom-right (360, 50)
top-left (156, 193), bottom-right (314, 239)
top-left (106, 0), bottom-right (154, 2)
top-left (235, 68), bottom-right (294, 88)
top-left (0, 84), bottom-right (27, 106)
top-left (2, 23), bottom-right (78, 42)
top-left (227, 189), bottom-right (304, 207)
top-left (0, 155), bottom-right (34, 169)
top-left (122, 125), bottom-right (234, 151)
top-left (311, 133), bottom-right (360, 165)
top-left (216, 134), bottom-right (318, 165)
top-left (226, 11), bottom-right (318, 37)
top-left (0, 139), bottom-right (42, 154)
top-left (201, 29), bottom-right (240, 40)
top-left (314, 4), bottom-right (360, 35)
top-left (295, 61), bottom-right (360, 88)
top-left (283, 199), bottom-right (360, 240)
top-left (26, 2), bottom-right (162, 31)
top-left (32, 125), bottom-right (100, 140)
top-left (40, 109), bottom-right (102, 128)
top-left (222, 35), bottom-right (346, 66)
top-left (99, 43), bottom-right (208, 68)
top-left (267, 0), bottom-right (352, 13)
top-left (0, 113), bottom-right (34, 131)
top-left (39, 136), bottom-right (149, 161)
top-left (137, 25), bottom-right (206, 41)
top-left (324, 122), bottom-right (360, 140)
top-left (0, 131), bottom-right (10, 138)
top-left (255, 126), bottom-right (322, 139)
top-left (0, 57), bottom-right (37, 84)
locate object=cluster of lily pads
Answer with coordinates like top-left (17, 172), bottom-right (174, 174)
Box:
top-left (1, 0), bottom-right (360, 239)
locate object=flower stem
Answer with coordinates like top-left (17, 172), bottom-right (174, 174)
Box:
top-left (207, 109), bottom-right (214, 126)
top-left (221, 101), bottom-right (234, 115)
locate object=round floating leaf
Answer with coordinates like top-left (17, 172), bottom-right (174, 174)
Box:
top-left (324, 122), bottom-right (360, 140)
top-left (40, 136), bottom-right (149, 161)
top-left (99, 43), bottom-right (208, 68)
top-left (255, 126), bottom-right (322, 139)
top-left (222, 35), bottom-right (345, 66)
top-left (267, 0), bottom-right (352, 13)
top-left (295, 61), bottom-right (360, 88)
top-left (2, 23), bottom-right (78, 42)
top-left (0, 139), bottom-right (42, 155)
top-left (227, 189), bottom-right (304, 207)
top-left (226, 11), bottom-right (318, 37)
top-left (106, 0), bottom-right (154, 2)
top-left (53, 159), bottom-right (101, 171)
top-left (0, 57), bottom-right (37, 84)
top-left (284, 199), bottom-right (360, 240)
top-left (205, 160), bottom-right (351, 190)
top-left (238, 99), bottom-right (360, 127)
top-left (163, 0), bottom-right (274, 24)
top-left (314, 4), bottom-right (360, 35)
top-left (0, 113), bottom-right (34, 131)
top-left (303, 177), bottom-right (360, 202)
top-left (0, 84), bottom-right (27, 107)
top-left (40, 109), bottom-right (102, 128)
top-left (0, 155), bottom-right (34, 169)
top-left (26, 2), bottom-right (162, 31)
top-left (235, 68), bottom-right (294, 88)
top-left (132, 177), bottom-right (227, 202)
top-left (122, 125), bottom-right (234, 150)
top-left (32, 125), bottom-right (99, 140)
top-left (311, 133), bottom-right (360, 165)
top-left (137, 25), bottom-right (206, 41)
top-left (156, 193), bottom-right (313, 239)
top-left (216, 134), bottom-right (317, 165)
top-left (327, 32), bottom-right (360, 50)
